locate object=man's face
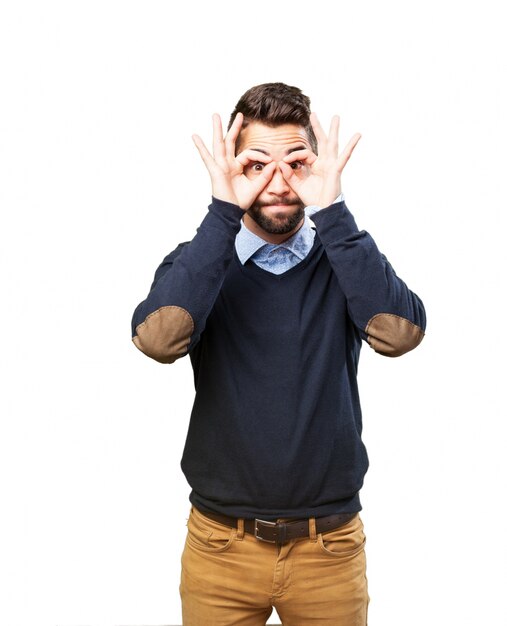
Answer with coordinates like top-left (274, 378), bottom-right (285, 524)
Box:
top-left (237, 122), bottom-right (313, 235)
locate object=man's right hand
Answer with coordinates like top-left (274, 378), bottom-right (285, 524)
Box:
top-left (192, 112), bottom-right (277, 210)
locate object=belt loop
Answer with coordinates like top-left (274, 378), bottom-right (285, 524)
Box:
top-left (309, 517), bottom-right (317, 541)
top-left (236, 517), bottom-right (245, 540)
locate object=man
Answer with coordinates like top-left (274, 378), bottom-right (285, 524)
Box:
top-left (131, 82), bottom-right (426, 625)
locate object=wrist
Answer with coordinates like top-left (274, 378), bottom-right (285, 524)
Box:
top-left (305, 193), bottom-right (345, 217)
top-left (317, 195), bottom-right (341, 208)
top-left (212, 189), bottom-right (240, 208)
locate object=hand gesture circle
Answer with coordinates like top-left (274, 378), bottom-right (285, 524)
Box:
top-left (192, 112), bottom-right (277, 210)
top-left (278, 113), bottom-right (361, 208)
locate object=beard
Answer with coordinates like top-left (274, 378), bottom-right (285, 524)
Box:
top-left (246, 199), bottom-right (305, 235)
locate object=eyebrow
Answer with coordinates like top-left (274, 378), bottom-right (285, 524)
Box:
top-left (250, 145), bottom-right (307, 156)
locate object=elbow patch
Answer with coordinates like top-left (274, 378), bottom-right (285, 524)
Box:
top-left (366, 313), bottom-right (424, 357)
top-left (132, 305), bottom-right (194, 364)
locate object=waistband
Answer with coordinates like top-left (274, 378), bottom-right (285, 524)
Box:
top-left (196, 508), bottom-right (358, 546)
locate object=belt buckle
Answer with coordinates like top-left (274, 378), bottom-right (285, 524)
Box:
top-left (254, 518), bottom-right (277, 543)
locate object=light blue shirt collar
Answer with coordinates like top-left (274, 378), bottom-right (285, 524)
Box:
top-left (235, 213), bottom-right (316, 265)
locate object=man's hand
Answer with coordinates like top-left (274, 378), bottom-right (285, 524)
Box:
top-left (278, 113), bottom-right (361, 208)
top-left (192, 112), bottom-right (277, 210)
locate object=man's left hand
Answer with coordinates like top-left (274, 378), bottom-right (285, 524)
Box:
top-left (278, 113), bottom-right (361, 208)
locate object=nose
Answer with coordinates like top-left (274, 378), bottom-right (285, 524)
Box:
top-left (266, 163), bottom-right (291, 196)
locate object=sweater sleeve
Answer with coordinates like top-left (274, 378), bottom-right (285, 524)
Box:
top-left (311, 200), bottom-right (426, 357)
top-left (131, 196), bottom-right (244, 364)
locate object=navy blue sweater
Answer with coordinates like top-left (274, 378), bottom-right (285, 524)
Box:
top-left (131, 197), bottom-right (426, 519)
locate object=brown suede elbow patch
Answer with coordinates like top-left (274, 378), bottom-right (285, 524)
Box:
top-left (132, 305), bottom-right (194, 364)
top-left (366, 313), bottom-right (424, 357)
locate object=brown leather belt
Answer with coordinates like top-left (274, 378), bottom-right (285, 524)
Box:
top-left (197, 509), bottom-right (357, 546)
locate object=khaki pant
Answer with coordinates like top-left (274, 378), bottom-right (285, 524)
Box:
top-left (180, 505), bottom-right (369, 625)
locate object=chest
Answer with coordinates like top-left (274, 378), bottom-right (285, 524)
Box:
top-left (207, 249), bottom-right (348, 349)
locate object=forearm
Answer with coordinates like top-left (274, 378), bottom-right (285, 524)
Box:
top-left (312, 200), bottom-right (426, 357)
top-left (131, 196), bottom-right (244, 363)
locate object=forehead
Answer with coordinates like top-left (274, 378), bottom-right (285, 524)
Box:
top-left (237, 122), bottom-right (311, 154)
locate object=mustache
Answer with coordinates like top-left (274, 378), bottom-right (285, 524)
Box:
top-left (261, 199), bottom-right (300, 207)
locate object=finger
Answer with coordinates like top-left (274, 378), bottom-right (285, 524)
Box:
top-left (282, 149), bottom-right (317, 166)
top-left (278, 161), bottom-right (303, 191)
top-left (235, 149), bottom-right (273, 167)
top-left (327, 115), bottom-right (340, 156)
top-left (212, 113), bottom-right (226, 160)
top-left (250, 161), bottom-right (277, 194)
top-left (192, 133), bottom-right (216, 172)
top-left (337, 133), bottom-right (362, 172)
top-left (224, 112), bottom-right (244, 158)
top-left (309, 112), bottom-right (328, 150)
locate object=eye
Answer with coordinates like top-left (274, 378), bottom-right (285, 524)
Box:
top-left (290, 160), bottom-right (304, 170)
top-left (250, 162), bottom-right (265, 172)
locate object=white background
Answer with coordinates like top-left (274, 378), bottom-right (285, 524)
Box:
top-left (1, 1), bottom-right (505, 625)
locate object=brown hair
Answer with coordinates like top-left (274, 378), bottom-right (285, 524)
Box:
top-left (227, 82), bottom-right (318, 154)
